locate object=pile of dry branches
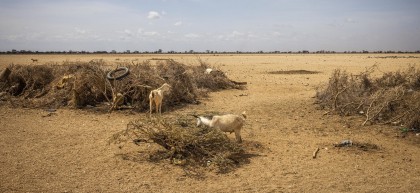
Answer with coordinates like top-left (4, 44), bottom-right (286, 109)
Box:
top-left (110, 116), bottom-right (245, 173)
top-left (316, 65), bottom-right (420, 131)
top-left (0, 59), bottom-right (244, 111)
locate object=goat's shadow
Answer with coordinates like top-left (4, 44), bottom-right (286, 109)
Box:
top-left (216, 140), bottom-right (266, 173)
top-left (224, 152), bottom-right (261, 169)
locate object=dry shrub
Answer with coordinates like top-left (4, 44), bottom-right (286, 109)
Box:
top-left (104, 60), bottom-right (200, 111)
top-left (107, 61), bottom-right (164, 111)
top-left (156, 60), bottom-right (198, 107)
top-left (316, 65), bottom-right (420, 131)
top-left (71, 64), bottom-right (109, 107)
top-left (111, 116), bottom-right (246, 174)
top-left (0, 59), bottom-right (244, 111)
top-left (191, 61), bottom-right (244, 91)
top-left (7, 64), bottom-right (54, 97)
top-left (6, 61), bottom-right (110, 108)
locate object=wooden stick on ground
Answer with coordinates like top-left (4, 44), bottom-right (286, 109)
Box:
top-left (313, 147), bottom-right (320, 159)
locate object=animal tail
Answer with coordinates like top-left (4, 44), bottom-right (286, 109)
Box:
top-left (241, 111), bottom-right (247, 119)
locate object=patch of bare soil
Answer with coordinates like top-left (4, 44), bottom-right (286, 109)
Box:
top-left (268, 70), bottom-right (321, 74)
top-left (1, 54), bottom-right (420, 193)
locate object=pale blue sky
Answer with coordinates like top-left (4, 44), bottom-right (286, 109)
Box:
top-left (1, 0), bottom-right (419, 52)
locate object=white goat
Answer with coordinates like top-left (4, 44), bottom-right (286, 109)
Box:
top-left (194, 111), bottom-right (247, 143)
top-left (205, 68), bottom-right (213, 74)
top-left (149, 83), bottom-right (171, 115)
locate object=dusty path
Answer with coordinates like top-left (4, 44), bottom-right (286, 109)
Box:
top-left (1, 54), bottom-right (420, 192)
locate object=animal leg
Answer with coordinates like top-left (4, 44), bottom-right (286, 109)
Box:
top-left (149, 99), bottom-right (153, 115)
top-left (235, 130), bottom-right (242, 143)
top-left (158, 102), bottom-right (162, 114)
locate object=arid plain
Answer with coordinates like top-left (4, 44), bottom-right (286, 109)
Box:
top-left (1, 54), bottom-right (419, 192)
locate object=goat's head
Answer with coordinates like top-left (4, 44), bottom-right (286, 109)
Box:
top-left (194, 115), bottom-right (213, 127)
top-left (161, 83), bottom-right (171, 92)
top-left (193, 115), bottom-right (203, 127)
top-left (196, 117), bottom-right (203, 127)
top-left (204, 68), bottom-right (213, 74)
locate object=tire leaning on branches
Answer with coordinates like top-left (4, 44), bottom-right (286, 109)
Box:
top-left (107, 67), bottom-right (130, 80)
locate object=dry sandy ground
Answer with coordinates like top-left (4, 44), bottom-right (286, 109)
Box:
top-left (1, 54), bottom-right (420, 193)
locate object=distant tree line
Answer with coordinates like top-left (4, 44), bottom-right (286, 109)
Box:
top-left (1, 49), bottom-right (419, 54)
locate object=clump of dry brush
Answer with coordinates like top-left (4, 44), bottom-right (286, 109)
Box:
top-left (316, 65), bottom-right (420, 131)
top-left (110, 116), bottom-right (246, 174)
top-left (0, 59), bottom-right (244, 111)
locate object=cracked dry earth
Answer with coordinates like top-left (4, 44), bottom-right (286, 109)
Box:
top-left (1, 54), bottom-right (420, 193)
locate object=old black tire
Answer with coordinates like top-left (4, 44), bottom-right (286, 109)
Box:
top-left (107, 67), bottom-right (130, 80)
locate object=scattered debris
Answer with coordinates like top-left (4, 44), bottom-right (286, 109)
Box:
top-left (333, 140), bottom-right (380, 152)
top-left (106, 66), bottom-right (130, 80)
top-left (334, 139), bottom-right (353, 147)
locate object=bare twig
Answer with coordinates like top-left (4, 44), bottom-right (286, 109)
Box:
top-left (381, 111), bottom-right (410, 125)
top-left (362, 90), bottom-right (382, 126)
top-left (363, 87), bottom-right (405, 126)
top-left (323, 110), bottom-right (332, 116)
top-left (333, 86), bottom-right (348, 109)
top-left (313, 147), bottom-right (320, 159)
top-left (356, 99), bottom-right (366, 110)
